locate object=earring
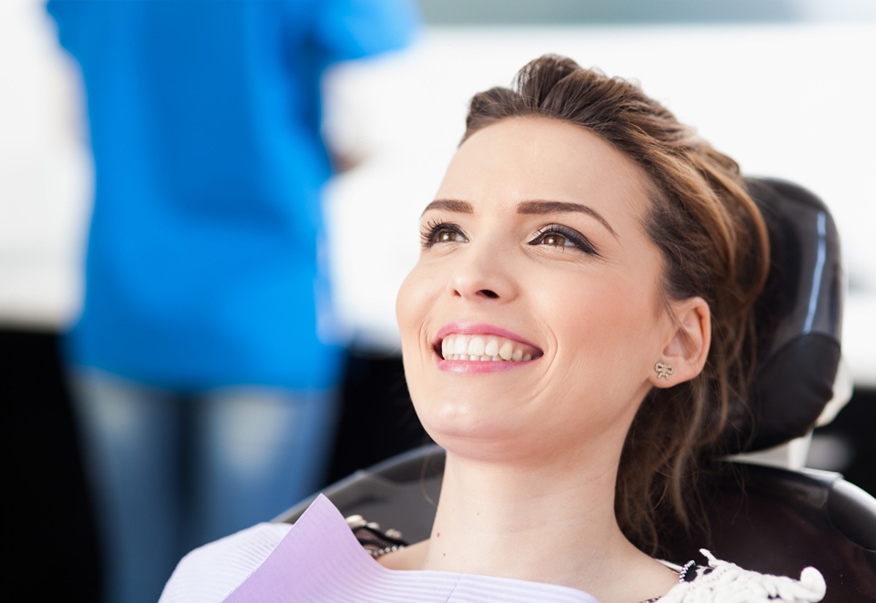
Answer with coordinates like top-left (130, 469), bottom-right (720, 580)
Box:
top-left (655, 361), bottom-right (674, 380)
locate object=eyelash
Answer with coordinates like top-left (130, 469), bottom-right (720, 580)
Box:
top-left (421, 219), bottom-right (466, 248)
top-left (420, 219), bottom-right (599, 256)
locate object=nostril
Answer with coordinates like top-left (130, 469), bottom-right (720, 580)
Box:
top-left (479, 289), bottom-right (499, 299)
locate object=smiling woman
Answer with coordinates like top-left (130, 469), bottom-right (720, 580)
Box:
top-left (160, 56), bottom-right (826, 603)
top-left (397, 118), bottom-right (686, 479)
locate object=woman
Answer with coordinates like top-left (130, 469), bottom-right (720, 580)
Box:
top-left (160, 55), bottom-right (826, 602)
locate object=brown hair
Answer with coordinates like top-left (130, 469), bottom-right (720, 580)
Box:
top-left (463, 54), bottom-right (770, 554)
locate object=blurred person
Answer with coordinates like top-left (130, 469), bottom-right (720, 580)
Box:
top-left (45, 1), bottom-right (419, 602)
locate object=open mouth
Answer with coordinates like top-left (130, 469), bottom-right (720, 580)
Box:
top-left (436, 334), bottom-right (543, 362)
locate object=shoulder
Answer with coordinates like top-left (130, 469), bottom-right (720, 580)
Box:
top-left (658, 549), bottom-right (826, 603)
top-left (159, 522), bottom-right (292, 603)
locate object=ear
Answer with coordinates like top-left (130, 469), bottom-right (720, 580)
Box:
top-left (649, 296), bottom-right (711, 389)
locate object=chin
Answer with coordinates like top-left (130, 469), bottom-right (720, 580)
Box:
top-left (415, 401), bottom-right (523, 454)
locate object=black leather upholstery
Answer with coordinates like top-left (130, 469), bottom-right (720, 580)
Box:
top-left (724, 178), bottom-right (844, 453)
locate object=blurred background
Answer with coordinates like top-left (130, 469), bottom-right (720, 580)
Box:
top-left (3, 0), bottom-right (874, 600)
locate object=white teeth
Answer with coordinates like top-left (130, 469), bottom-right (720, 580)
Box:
top-left (440, 334), bottom-right (538, 363)
top-left (468, 337), bottom-right (485, 356)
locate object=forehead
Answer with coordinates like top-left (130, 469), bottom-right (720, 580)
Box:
top-left (436, 117), bottom-right (653, 222)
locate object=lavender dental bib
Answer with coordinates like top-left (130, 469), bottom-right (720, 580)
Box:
top-left (224, 495), bottom-right (599, 603)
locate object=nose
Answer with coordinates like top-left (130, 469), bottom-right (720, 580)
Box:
top-left (448, 240), bottom-right (517, 303)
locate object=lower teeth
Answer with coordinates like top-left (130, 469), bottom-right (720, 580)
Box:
top-left (443, 354), bottom-right (536, 362)
top-left (445, 354), bottom-right (503, 361)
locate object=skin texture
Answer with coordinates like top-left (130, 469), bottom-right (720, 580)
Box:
top-left (392, 117), bottom-right (710, 603)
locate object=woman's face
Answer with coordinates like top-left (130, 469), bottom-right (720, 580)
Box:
top-left (396, 117), bottom-right (680, 464)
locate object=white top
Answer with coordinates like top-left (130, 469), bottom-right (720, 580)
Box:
top-left (159, 495), bottom-right (825, 603)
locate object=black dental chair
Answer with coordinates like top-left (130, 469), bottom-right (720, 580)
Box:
top-left (278, 178), bottom-right (876, 602)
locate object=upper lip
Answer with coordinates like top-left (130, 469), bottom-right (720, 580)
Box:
top-left (433, 322), bottom-right (543, 355)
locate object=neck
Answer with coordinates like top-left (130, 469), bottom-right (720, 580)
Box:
top-left (418, 446), bottom-right (647, 597)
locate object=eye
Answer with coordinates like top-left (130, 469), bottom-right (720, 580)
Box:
top-left (421, 219), bottom-right (468, 248)
top-left (529, 225), bottom-right (599, 255)
top-left (540, 233), bottom-right (568, 246)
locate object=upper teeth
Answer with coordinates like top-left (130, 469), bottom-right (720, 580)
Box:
top-left (440, 334), bottom-right (536, 362)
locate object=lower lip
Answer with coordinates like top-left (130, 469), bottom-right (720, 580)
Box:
top-left (436, 357), bottom-right (537, 374)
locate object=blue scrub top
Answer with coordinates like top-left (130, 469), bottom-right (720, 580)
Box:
top-left (47, 0), bottom-right (419, 390)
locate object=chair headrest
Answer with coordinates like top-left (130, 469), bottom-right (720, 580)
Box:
top-left (722, 177), bottom-right (843, 454)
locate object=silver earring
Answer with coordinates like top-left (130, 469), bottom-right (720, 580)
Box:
top-left (655, 361), bottom-right (674, 380)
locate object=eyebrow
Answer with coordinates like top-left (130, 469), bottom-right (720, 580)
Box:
top-left (518, 200), bottom-right (618, 238)
top-left (421, 199), bottom-right (473, 215)
top-left (422, 198), bottom-right (618, 238)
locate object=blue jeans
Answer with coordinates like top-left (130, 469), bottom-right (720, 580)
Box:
top-left (71, 369), bottom-right (339, 603)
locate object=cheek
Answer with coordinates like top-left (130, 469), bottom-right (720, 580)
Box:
top-left (542, 292), bottom-right (660, 440)
top-left (395, 268), bottom-right (425, 342)
top-left (396, 272), bottom-right (430, 417)
top-left (395, 274), bottom-right (412, 331)
top-left (395, 265), bottom-right (442, 371)
top-left (554, 276), bottom-right (662, 372)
